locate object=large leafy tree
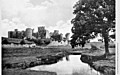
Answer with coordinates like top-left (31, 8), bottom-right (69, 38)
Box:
top-left (71, 0), bottom-right (115, 56)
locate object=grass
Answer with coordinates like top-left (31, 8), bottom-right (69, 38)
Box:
top-left (2, 46), bottom-right (72, 64)
top-left (2, 46), bottom-right (71, 75)
top-left (3, 69), bottom-right (57, 75)
top-left (2, 42), bottom-right (116, 75)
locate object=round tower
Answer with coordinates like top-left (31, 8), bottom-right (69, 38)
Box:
top-left (65, 33), bottom-right (70, 40)
top-left (25, 28), bottom-right (33, 38)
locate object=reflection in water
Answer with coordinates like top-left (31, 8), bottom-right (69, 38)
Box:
top-left (28, 55), bottom-right (103, 75)
top-left (65, 55), bottom-right (69, 61)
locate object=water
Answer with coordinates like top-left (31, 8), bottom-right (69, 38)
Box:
top-left (28, 55), bottom-right (103, 75)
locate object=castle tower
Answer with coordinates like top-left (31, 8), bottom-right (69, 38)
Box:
top-left (25, 28), bottom-right (33, 38)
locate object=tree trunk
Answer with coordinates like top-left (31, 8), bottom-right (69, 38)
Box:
top-left (103, 32), bottom-right (110, 57)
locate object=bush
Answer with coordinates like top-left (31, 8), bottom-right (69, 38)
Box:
top-left (91, 45), bottom-right (99, 50)
top-left (109, 44), bottom-right (115, 48)
top-left (44, 39), bottom-right (51, 44)
top-left (33, 39), bottom-right (44, 45)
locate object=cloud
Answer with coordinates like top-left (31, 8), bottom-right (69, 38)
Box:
top-left (47, 20), bottom-right (73, 37)
top-left (0, 18), bottom-right (27, 37)
top-left (1, 0), bottom-right (30, 19)
top-left (1, 0), bottom-right (78, 25)
top-left (1, 0), bottom-right (78, 37)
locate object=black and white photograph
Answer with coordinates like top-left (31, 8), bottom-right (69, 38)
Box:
top-left (1, 0), bottom-right (117, 75)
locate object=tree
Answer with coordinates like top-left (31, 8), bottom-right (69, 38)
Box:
top-left (109, 28), bottom-right (115, 39)
top-left (51, 34), bottom-right (62, 42)
top-left (44, 38), bottom-right (51, 44)
top-left (20, 39), bottom-right (26, 45)
top-left (71, 0), bottom-right (115, 56)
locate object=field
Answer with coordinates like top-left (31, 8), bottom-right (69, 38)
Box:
top-left (2, 46), bottom-right (74, 75)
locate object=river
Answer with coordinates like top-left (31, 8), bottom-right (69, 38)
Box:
top-left (27, 55), bottom-right (103, 75)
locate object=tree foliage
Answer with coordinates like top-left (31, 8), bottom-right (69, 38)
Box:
top-left (71, 0), bottom-right (115, 55)
top-left (51, 34), bottom-right (62, 42)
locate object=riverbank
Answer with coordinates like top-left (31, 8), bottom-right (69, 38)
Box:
top-left (81, 47), bottom-right (115, 75)
top-left (2, 42), bottom-right (115, 75)
top-left (3, 69), bottom-right (57, 75)
top-left (2, 46), bottom-right (73, 75)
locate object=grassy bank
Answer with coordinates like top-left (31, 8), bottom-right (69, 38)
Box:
top-left (80, 47), bottom-right (115, 75)
top-left (2, 46), bottom-right (72, 75)
top-left (3, 69), bottom-right (57, 75)
top-left (2, 42), bottom-right (115, 75)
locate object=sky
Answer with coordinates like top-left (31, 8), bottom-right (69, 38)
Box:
top-left (0, 0), bottom-right (78, 37)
